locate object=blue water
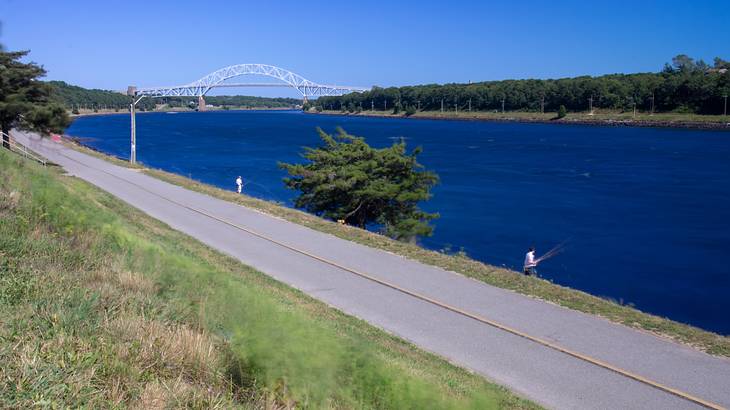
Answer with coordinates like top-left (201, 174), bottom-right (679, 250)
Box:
top-left (66, 110), bottom-right (730, 335)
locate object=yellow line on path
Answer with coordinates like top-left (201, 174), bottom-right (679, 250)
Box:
top-left (57, 148), bottom-right (726, 410)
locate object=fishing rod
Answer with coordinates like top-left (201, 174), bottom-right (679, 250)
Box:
top-left (536, 238), bottom-right (570, 264)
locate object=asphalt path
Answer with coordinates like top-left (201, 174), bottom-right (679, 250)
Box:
top-left (12, 131), bottom-right (730, 409)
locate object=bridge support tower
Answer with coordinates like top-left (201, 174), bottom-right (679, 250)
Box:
top-left (198, 95), bottom-right (207, 111)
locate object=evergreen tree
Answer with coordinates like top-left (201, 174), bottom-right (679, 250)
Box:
top-left (280, 127), bottom-right (439, 241)
top-left (557, 105), bottom-right (567, 118)
top-left (0, 47), bottom-right (70, 148)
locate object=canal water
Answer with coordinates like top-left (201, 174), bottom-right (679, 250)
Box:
top-left (66, 110), bottom-right (730, 334)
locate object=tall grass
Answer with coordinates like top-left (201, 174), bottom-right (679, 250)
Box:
top-left (0, 150), bottom-right (533, 408)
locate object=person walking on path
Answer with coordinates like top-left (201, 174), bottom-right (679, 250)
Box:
top-left (235, 176), bottom-right (243, 194)
top-left (524, 246), bottom-right (538, 276)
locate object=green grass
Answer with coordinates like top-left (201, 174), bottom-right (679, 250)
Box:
top-left (0, 148), bottom-right (538, 408)
top-left (57, 140), bottom-right (730, 358)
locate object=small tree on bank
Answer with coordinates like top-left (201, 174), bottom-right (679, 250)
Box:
top-left (0, 46), bottom-right (70, 148)
top-left (279, 127), bottom-right (439, 241)
top-left (557, 105), bottom-right (567, 119)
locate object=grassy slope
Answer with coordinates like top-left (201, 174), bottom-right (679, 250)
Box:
top-left (0, 150), bottom-right (538, 408)
top-left (58, 141), bottom-right (730, 358)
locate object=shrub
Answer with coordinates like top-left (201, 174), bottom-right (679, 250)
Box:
top-left (557, 105), bottom-right (567, 118)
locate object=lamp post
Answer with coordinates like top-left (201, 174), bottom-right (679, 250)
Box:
top-left (127, 86), bottom-right (145, 165)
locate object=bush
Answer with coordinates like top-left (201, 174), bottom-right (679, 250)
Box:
top-left (392, 102), bottom-right (402, 115)
top-left (405, 105), bottom-right (417, 116)
top-left (557, 105), bottom-right (567, 119)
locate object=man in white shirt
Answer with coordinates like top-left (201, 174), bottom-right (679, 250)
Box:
top-left (235, 176), bottom-right (243, 194)
top-left (524, 246), bottom-right (538, 276)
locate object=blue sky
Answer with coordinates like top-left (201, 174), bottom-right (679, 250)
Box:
top-left (1, 0), bottom-right (729, 97)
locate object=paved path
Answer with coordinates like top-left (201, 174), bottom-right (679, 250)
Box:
top-left (13, 131), bottom-right (730, 409)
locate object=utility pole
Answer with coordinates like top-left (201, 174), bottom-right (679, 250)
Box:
top-left (650, 92), bottom-right (655, 116)
top-left (501, 98), bottom-right (505, 113)
top-left (384, 100), bottom-right (387, 110)
top-left (633, 102), bottom-right (636, 118)
top-left (455, 102), bottom-right (458, 114)
top-left (371, 100), bottom-right (374, 111)
top-left (724, 94), bottom-right (728, 117)
top-left (441, 98), bottom-right (444, 112)
top-left (588, 95), bottom-right (594, 115)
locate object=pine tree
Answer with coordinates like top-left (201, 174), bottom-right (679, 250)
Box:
top-left (0, 47), bottom-right (70, 148)
top-left (280, 128), bottom-right (439, 241)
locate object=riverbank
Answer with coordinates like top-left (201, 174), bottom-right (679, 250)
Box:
top-left (310, 109), bottom-right (730, 130)
top-left (61, 137), bottom-right (730, 357)
top-left (1, 145), bottom-right (534, 408)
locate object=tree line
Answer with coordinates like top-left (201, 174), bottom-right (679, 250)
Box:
top-left (48, 81), bottom-right (156, 111)
top-left (48, 81), bottom-right (302, 112)
top-left (315, 55), bottom-right (730, 115)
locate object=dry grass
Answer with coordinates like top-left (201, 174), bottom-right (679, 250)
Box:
top-left (109, 316), bottom-right (220, 384)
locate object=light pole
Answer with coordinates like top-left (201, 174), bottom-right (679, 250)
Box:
top-left (127, 86), bottom-right (145, 165)
top-left (588, 95), bottom-right (594, 115)
top-left (650, 91), bottom-right (655, 116)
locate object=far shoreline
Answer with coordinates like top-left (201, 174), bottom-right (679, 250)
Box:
top-left (307, 110), bottom-right (730, 131)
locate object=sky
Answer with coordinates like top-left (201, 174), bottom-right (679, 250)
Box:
top-left (1, 0), bottom-right (729, 97)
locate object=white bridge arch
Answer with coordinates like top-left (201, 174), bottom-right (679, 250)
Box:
top-left (133, 64), bottom-right (368, 99)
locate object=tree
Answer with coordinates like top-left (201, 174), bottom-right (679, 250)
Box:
top-left (0, 47), bottom-right (70, 148)
top-left (557, 105), bottom-right (567, 118)
top-left (280, 127), bottom-right (439, 240)
top-left (714, 57), bottom-right (730, 70)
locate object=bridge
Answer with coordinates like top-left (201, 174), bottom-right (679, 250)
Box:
top-left (126, 64), bottom-right (369, 163)
top-left (130, 63), bottom-right (367, 102)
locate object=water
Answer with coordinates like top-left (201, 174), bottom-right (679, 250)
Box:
top-left (66, 110), bottom-right (730, 335)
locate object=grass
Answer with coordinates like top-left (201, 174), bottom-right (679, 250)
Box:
top-left (0, 148), bottom-right (539, 408)
top-left (315, 109), bottom-right (730, 126)
top-left (59, 138), bottom-right (730, 358)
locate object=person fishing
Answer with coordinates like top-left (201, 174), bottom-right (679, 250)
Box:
top-left (235, 176), bottom-right (243, 194)
top-left (524, 246), bottom-right (538, 276)
top-left (523, 241), bottom-right (567, 276)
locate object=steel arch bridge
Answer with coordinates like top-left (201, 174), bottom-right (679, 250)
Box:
top-left (133, 64), bottom-right (368, 100)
